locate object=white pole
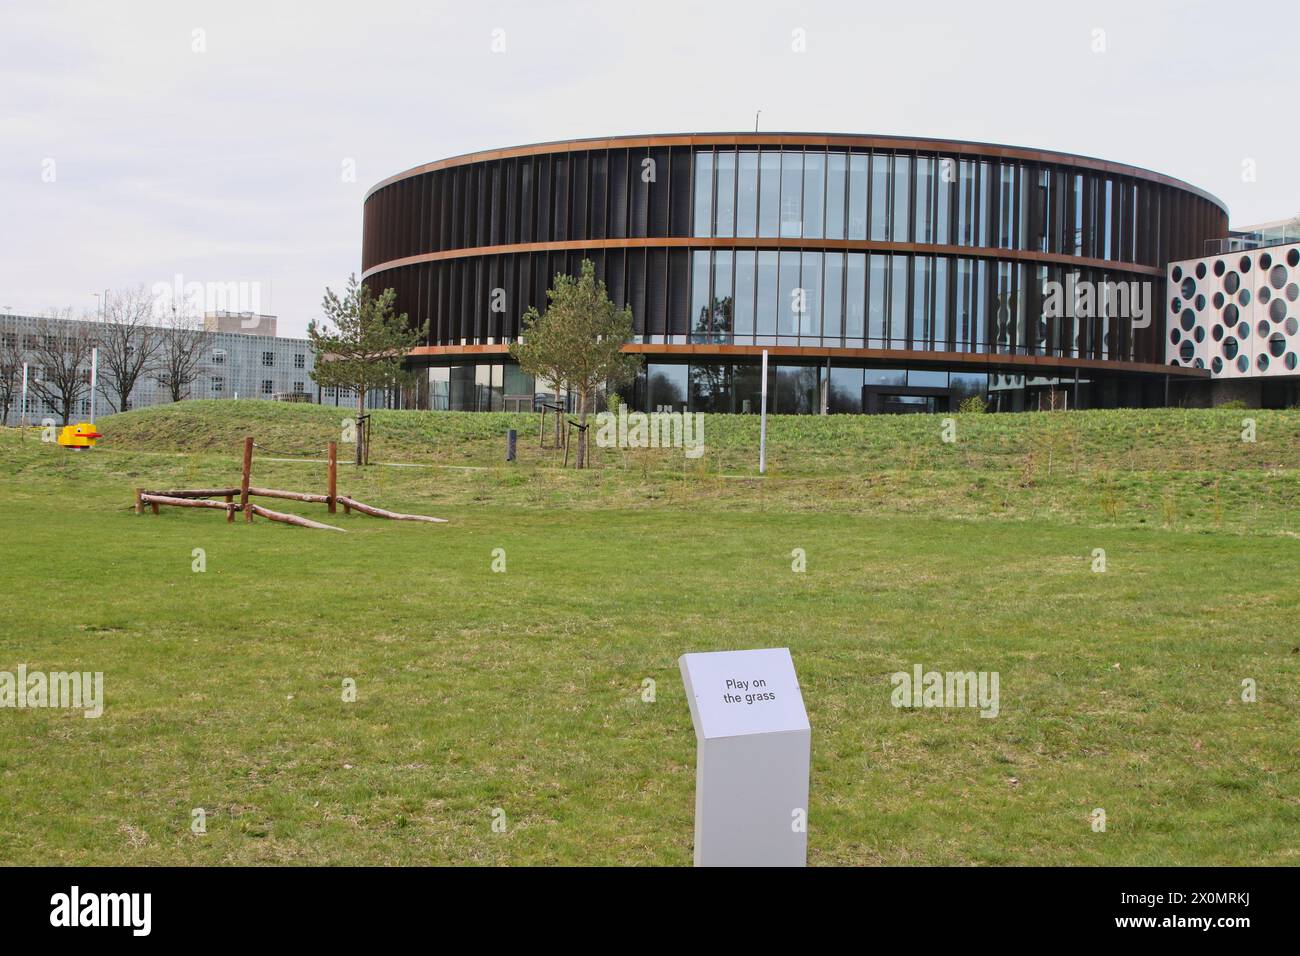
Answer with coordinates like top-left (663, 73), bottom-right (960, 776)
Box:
top-left (759, 349), bottom-right (768, 475)
top-left (20, 362), bottom-right (28, 430)
top-left (89, 346), bottom-right (98, 421)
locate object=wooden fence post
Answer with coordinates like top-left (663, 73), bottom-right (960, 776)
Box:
top-left (240, 435), bottom-right (254, 523)
top-left (134, 488), bottom-right (143, 514)
top-left (327, 441), bottom-right (337, 514)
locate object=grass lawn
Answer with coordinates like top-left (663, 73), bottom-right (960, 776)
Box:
top-left (0, 402), bottom-right (1297, 865)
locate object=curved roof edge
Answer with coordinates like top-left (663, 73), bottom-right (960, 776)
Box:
top-left (364, 131), bottom-right (1229, 215)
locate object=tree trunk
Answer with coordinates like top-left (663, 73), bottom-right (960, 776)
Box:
top-left (576, 390), bottom-right (588, 469)
top-left (353, 387), bottom-right (364, 465)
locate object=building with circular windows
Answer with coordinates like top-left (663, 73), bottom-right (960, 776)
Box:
top-left (1164, 238), bottom-right (1300, 407)
top-left (361, 133), bottom-right (1238, 413)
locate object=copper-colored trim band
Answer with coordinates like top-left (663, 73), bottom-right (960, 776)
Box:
top-left (363, 237), bottom-right (1165, 281)
top-left (364, 132), bottom-right (1227, 212)
top-left (405, 343), bottom-right (1208, 379)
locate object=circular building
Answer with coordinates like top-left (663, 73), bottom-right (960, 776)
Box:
top-left (362, 133), bottom-right (1225, 413)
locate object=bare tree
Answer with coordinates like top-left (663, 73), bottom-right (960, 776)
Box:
top-left (29, 311), bottom-right (96, 425)
top-left (96, 285), bottom-right (163, 413)
top-left (0, 325), bottom-right (23, 425)
top-left (155, 295), bottom-right (207, 402)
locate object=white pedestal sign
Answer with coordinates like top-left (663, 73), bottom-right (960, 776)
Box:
top-left (679, 647), bottom-right (810, 867)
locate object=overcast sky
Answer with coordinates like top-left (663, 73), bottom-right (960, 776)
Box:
top-left (2, 0), bottom-right (1296, 336)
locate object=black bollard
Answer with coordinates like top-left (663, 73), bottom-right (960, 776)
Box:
top-left (506, 428), bottom-right (517, 462)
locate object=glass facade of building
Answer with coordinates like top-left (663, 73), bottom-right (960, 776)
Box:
top-left (691, 149), bottom-right (1151, 260)
top-left (363, 134), bottom-right (1228, 413)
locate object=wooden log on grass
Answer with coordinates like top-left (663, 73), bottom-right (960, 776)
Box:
top-left (141, 493), bottom-right (239, 512)
top-left (141, 488), bottom-right (240, 499)
top-left (335, 496), bottom-right (447, 523)
top-left (247, 487), bottom-right (331, 503)
top-left (249, 503), bottom-right (345, 532)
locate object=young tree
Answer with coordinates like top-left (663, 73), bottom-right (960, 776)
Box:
top-left (155, 295), bottom-right (207, 402)
top-left (97, 285), bottom-right (162, 413)
top-left (308, 274), bottom-right (427, 465)
top-left (510, 259), bottom-right (642, 468)
top-left (30, 311), bottom-right (96, 425)
top-left (0, 326), bottom-right (23, 425)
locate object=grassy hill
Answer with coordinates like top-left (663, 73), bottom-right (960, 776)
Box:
top-left (0, 404), bottom-right (1296, 865)
top-left (83, 400), bottom-right (1300, 535)
top-left (97, 398), bottom-right (1300, 473)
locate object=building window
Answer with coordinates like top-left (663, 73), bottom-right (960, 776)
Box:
top-left (294, 353), bottom-right (305, 369)
top-left (293, 381), bottom-right (304, 392)
top-left (714, 149), bottom-right (736, 237)
top-left (758, 152), bottom-right (780, 237)
top-left (693, 151), bottom-right (714, 237)
top-left (736, 151), bottom-right (758, 238)
top-left (802, 152), bottom-right (825, 240)
top-left (826, 152), bottom-right (847, 240)
top-left (870, 154), bottom-right (890, 241)
top-left (212, 350), bottom-right (226, 365)
top-left (212, 376), bottom-right (223, 392)
top-left (779, 151), bottom-right (802, 238)
top-left (262, 351), bottom-right (275, 367)
top-left (262, 380), bottom-right (273, 395)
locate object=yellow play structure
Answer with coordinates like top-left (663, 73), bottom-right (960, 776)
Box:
top-left (57, 422), bottom-right (101, 449)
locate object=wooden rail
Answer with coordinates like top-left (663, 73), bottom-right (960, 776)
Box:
top-left (138, 493), bottom-right (237, 520)
top-left (141, 488), bottom-right (240, 498)
top-left (247, 487), bottom-right (331, 503)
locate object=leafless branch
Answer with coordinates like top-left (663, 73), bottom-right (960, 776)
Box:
top-left (29, 309), bottom-right (97, 425)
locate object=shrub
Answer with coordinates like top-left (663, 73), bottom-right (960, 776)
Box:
top-left (958, 394), bottom-right (988, 415)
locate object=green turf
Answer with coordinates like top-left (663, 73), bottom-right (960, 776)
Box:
top-left (0, 403), bottom-right (1296, 865)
